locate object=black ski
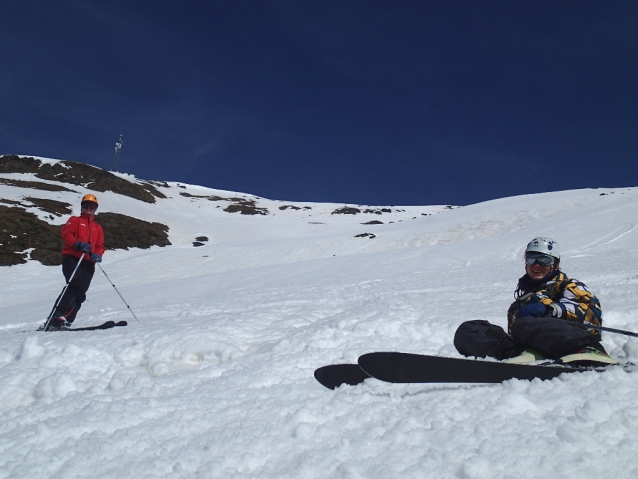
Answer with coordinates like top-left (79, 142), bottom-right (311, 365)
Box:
top-left (358, 352), bottom-right (612, 384)
top-left (314, 364), bottom-right (370, 389)
top-left (38, 320), bottom-right (128, 332)
top-left (68, 320), bottom-right (127, 331)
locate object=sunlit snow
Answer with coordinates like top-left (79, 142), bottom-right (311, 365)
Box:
top-left (1, 164), bottom-right (637, 479)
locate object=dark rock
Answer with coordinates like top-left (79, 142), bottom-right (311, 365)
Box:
top-left (0, 206), bottom-right (172, 266)
top-left (0, 178), bottom-right (77, 192)
top-left (223, 200), bottom-right (269, 215)
top-left (180, 192), bottom-right (226, 201)
top-left (332, 206), bottom-right (361, 215)
top-left (0, 205), bottom-right (63, 266)
top-left (25, 197), bottom-right (73, 216)
top-left (0, 155), bottom-right (166, 203)
top-left (179, 192), bottom-right (252, 203)
top-left (97, 212), bottom-right (171, 251)
top-left (1, 199), bottom-right (25, 206)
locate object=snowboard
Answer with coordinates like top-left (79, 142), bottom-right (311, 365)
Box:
top-left (314, 364), bottom-right (370, 389)
top-left (357, 352), bottom-right (611, 384)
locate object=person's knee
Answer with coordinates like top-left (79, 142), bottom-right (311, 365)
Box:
top-left (454, 320), bottom-right (509, 357)
top-left (510, 316), bottom-right (542, 337)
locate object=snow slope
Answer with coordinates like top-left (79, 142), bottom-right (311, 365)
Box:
top-left (1, 163), bottom-right (638, 479)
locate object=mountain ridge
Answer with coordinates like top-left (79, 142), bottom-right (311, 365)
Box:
top-left (0, 155), bottom-right (455, 266)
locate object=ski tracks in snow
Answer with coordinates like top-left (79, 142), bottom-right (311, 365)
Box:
top-left (570, 223), bottom-right (637, 255)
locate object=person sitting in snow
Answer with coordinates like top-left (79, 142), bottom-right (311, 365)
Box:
top-left (453, 237), bottom-right (617, 364)
top-left (43, 194), bottom-right (105, 331)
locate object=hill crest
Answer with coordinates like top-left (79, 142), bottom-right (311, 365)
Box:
top-left (0, 155), bottom-right (455, 266)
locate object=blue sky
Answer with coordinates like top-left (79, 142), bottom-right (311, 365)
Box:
top-left (1, 1), bottom-right (637, 206)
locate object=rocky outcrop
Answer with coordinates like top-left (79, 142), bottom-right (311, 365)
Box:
top-left (0, 207), bottom-right (171, 267)
top-left (0, 155), bottom-right (165, 203)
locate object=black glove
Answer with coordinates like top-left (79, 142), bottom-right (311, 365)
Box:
top-left (90, 253), bottom-right (102, 263)
top-left (74, 242), bottom-right (92, 253)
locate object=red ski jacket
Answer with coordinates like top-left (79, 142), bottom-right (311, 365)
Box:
top-left (61, 213), bottom-right (105, 262)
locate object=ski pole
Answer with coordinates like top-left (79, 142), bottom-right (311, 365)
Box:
top-left (41, 254), bottom-right (85, 331)
top-left (567, 320), bottom-right (638, 338)
top-left (97, 263), bottom-right (141, 324)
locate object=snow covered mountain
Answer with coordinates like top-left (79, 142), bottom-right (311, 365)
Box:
top-left (1, 155), bottom-right (637, 478)
top-left (0, 154), bottom-right (453, 266)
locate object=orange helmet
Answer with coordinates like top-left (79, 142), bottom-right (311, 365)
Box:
top-left (82, 194), bottom-right (98, 204)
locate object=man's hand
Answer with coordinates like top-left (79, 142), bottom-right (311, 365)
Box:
top-left (90, 253), bottom-right (102, 263)
top-left (74, 242), bottom-right (92, 253)
top-left (517, 302), bottom-right (549, 318)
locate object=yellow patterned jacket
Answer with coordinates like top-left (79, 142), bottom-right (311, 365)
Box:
top-left (507, 271), bottom-right (602, 336)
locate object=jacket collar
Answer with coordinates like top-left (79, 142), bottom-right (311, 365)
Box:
top-left (516, 269), bottom-right (563, 295)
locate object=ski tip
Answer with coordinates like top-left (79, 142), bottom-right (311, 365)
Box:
top-left (314, 364), bottom-right (369, 390)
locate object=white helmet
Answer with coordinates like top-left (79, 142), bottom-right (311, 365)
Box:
top-left (525, 237), bottom-right (560, 260)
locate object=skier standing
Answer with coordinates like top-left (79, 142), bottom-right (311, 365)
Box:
top-left (454, 237), bottom-right (617, 364)
top-left (45, 194), bottom-right (105, 331)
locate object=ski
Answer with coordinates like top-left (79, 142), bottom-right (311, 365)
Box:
top-left (38, 320), bottom-right (128, 332)
top-left (67, 320), bottom-right (127, 331)
top-left (314, 364), bottom-right (370, 389)
top-left (357, 352), bottom-right (614, 384)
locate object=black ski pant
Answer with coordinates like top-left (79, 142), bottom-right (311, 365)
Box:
top-left (52, 255), bottom-right (95, 324)
top-left (453, 316), bottom-right (603, 360)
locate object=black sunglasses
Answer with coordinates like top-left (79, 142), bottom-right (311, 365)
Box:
top-left (81, 202), bottom-right (98, 210)
top-left (525, 253), bottom-right (554, 267)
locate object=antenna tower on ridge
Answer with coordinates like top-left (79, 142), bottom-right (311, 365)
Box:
top-left (111, 134), bottom-right (124, 172)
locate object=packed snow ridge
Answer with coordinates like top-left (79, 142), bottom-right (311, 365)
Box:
top-left (1, 156), bottom-right (637, 479)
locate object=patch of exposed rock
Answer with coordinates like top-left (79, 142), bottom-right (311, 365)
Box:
top-left (0, 155), bottom-right (165, 203)
top-left (279, 205), bottom-right (312, 211)
top-left (179, 192), bottom-right (269, 215)
top-left (223, 199), bottom-right (269, 215)
top-left (0, 206), bottom-right (171, 267)
top-left (24, 197), bottom-right (73, 217)
top-left (332, 206), bottom-right (397, 215)
top-left (0, 177), bottom-right (77, 192)
top-left (0, 205), bottom-right (64, 266)
top-left (95, 212), bottom-right (171, 251)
